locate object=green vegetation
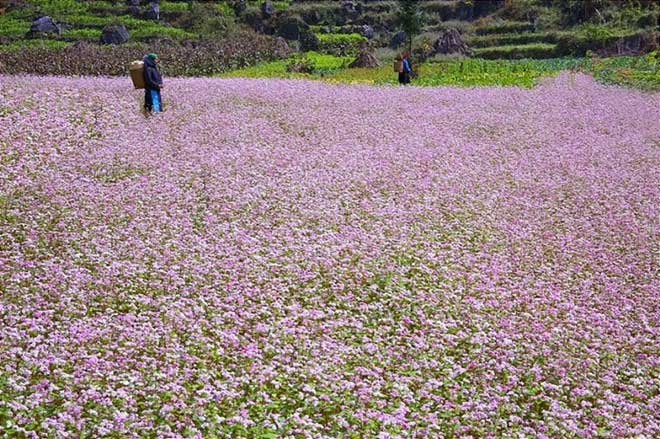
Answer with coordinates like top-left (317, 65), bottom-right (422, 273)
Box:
top-left (221, 52), bottom-right (660, 91)
top-left (1, 39), bottom-right (69, 49)
top-left (221, 53), bottom-right (586, 87)
top-left (472, 43), bottom-right (558, 60)
top-left (467, 32), bottom-right (559, 48)
top-left (0, 17), bottom-right (30, 37)
top-left (476, 21), bottom-right (536, 35)
top-left (1, 0), bottom-right (659, 92)
top-left (160, 1), bottom-right (189, 13)
top-left (588, 52), bottom-right (660, 90)
top-left (61, 28), bottom-right (102, 40)
top-left (219, 51), bottom-right (351, 79)
top-left (316, 33), bottom-right (367, 55)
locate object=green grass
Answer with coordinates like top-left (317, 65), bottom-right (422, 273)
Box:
top-left (220, 53), bottom-right (590, 88)
top-left (0, 16), bottom-right (30, 37)
top-left (160, 1), bottom-right (190, 13)
top-left (587, 52), bottom-right (660, 90)
top-left (30, 0), bottom-right (88, 16)
top-left (472, 43), bottom-right (558, 60)
top-left (130, 26), bottom-right (195, 40)
top-left (219, 52), bottom-right (351, 79)
top-left (476, 21), bottom-right (535, 35)
top-left (316, 33), bottom-right (368, 55)
top-left (317, 33), bottom-right (367, 44)
top-left (0, 39), bottom-right (69, 50)
top-left (221, 52), bottom-right (660, 91)
top-left (61, 28), bottom-right (102, 40)
top-left (466, 32), bottom-right (559, 48)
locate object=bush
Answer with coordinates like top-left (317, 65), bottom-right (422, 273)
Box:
top-left (316, 33), bottom-right (367, 56)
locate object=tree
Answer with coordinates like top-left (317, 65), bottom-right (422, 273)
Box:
top-left (396, 0), bottom-right (424, 56)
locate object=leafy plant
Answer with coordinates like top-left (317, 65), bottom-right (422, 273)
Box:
top-left (397, 0), bottom-right (424, 54)
top-left (316, 33), bottom-right (367, 56)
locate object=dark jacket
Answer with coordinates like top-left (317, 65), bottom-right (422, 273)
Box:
top-left (143, 56), bottom-right (162, 91)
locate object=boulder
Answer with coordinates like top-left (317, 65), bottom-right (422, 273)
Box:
top-left (340, 1), bottom-right (360, 18)
top-left (127, 0), bottom-right (140, 5)
top-left (389, 30), bottom-right (406, 49)
top-left (126, 5), bottom-right (140, 16)
top-left (27, 16), bottom-right (61, 35)
top-left (433, 28), bottom-right (471, 56)
top-left (244, 9), bottom-right (266, 33)
top-left (457, 0), bottom-right (474, 21)
top-left (299, 29), bottom-right (319, 51)
top-left (611, 32), bottom-right (657, 56)
top-left (361, 24), bottom-right (374, 39)
top-left (233, 0), bottom-right (247, 15)
top-left (276, 16), bottom-right (308, 41)
top-left (301, 9), bottom-right (321, 25)
top-left (261, 1), bottom-right (274, 19)
top-left (100, 24), bottom-right (129, 44)
top-left (274, 36), bottom-right (290, 57)
top-left (348, 49), bottom-right (381, 68)
top-left (144, 1), bottom-right (160, 20)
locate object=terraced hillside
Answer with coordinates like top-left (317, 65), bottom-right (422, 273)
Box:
top-left (1, 0), bottom-right (658, 59)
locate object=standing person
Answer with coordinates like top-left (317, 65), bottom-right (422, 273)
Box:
top-left (401, 51), bottom-right (412, 85)
top-left (143, 52), bottom-right (163, 114)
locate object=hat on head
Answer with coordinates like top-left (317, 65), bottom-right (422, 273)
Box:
top-left (147, 52), bottom-right (158, 60)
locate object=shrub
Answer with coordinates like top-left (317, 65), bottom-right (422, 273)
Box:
top-left (316, 33), bottom-right (367, 56)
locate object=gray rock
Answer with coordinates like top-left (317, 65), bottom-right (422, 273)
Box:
top-left (433, 28), bottom-right (471, 56)
top-left (299, 29), bottom-right (319, 51)
top-left (361, 24), bottom-right (374, 39)
top-left (301, 9), bottom-right (321, 25)
top-left (126, 5), bottom-right (140, 16)
top-left (28, 16), bottom-right (61, 35)
top-left (349, 49), bottom-right (381, 68)
top-left (389, 30), bottom-right (406, 49)
top-left (144, 2), bottom-right (160, 20)
top-left (261, 1), bottom-right (274, 19)
top-left (126, 0), bottom-right (140, 6)
top-left (234, 0), bottom-right (247, 15)
top-left (100, 24), bottom-right (129, 44)
top-left (276, 16), bottom-right (308, 41)
top-left (274, 36), bottom-right (290, 57)
top-left (341, 1), bottom-right (357, 15)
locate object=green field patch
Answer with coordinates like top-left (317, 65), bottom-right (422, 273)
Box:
top-left (472, 43), bottom-right (558, 60)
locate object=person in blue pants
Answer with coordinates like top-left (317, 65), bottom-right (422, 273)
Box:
top-left (142, 53), bottom-right (163, 114)
top-left (398, 51), bottom-right (412, 85)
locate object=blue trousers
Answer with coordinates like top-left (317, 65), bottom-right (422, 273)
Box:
top-left (144, 89), bottom-right (162, 112)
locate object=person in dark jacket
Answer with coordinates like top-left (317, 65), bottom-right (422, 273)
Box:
top-left (143, 53), bottom-right (163, 114)
top-left (398, 51), bottom-right (412, 85)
